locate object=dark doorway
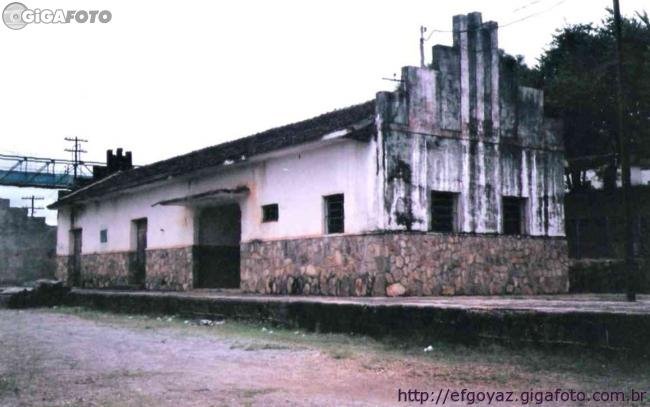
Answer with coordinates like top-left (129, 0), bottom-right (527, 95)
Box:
top-left (70, 228), bottom-right (82, 286)
top-left (130, 218), bottom-right (147, 287)
top-left (195, 204), bottom-right (241, 288)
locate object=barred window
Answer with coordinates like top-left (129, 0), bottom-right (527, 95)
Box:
top-left (262, 204), bottom-right (279, 222)
top-left (324, 194), bottom-right (344, 234)
top-left (430, 191), bottom-right (457, 232)
top-left (503, 197), bottom-right (526, 235)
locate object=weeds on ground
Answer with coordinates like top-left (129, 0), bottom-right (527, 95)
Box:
top-left (43, 306), bottom-right (650, 392)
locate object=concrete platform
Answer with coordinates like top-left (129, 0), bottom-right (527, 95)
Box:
top-left (74, 289), bottom-right (650, 314)
top-left (62, 289), bottom-right (650, 355)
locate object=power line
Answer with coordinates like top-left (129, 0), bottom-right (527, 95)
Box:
top-left (64, 137), bottom-right (88, 181)
top-left (22, 195), bottom-right (44, 217)
top-left (423, 0), bottom-right (570, 40)
top-left (513, 0), bottom-right (544, 14)
top-left (501, 0), bottom-right (569, 28)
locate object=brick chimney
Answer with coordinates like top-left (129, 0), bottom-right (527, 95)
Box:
top-left (93, 148), bottom-right (133, 180)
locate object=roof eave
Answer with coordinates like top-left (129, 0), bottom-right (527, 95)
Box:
top-left (48, 119), bottom-right (376, 209)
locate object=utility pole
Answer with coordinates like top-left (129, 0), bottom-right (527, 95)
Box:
top-left (419, 26), bottom-right (427, 68)
top-left (612, 0), bottom-right (636, 302)
top-left (64, 137), bottom-right (88, 181)
top-left (22, 195), bottom-right (44, 217)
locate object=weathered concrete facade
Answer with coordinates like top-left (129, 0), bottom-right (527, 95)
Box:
top-left (0, 199), bottom-right (56, 284)
top-left (52, 12), bottom-right (567, 296)
top-left (375, 13), bottom-right (564, 235)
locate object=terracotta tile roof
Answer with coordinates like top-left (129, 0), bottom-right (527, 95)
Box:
top-left (50, 100), bottom-right (376, 208)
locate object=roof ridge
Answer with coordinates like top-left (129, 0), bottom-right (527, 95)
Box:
top-left (146, 99), bottom-right (376, 169)
top-left (51, 99), bottom-right (376, 207)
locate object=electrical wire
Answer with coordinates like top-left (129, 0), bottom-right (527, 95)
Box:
top-left (423, 0), bottom-right (570, 40)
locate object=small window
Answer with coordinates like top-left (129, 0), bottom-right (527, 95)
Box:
top-left (430, 191), bottom-right (457, 232)
top-left (262, 204), bottom-right (279, 222)
top-left (324, 194), bottom-right (344, 234)
top-left (99, 229), bottom-right (108, 243)
top-left (503, 197), bottom-right (526, 235)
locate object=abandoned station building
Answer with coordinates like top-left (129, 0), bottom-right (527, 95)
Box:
top-left (51, 13), bottom-right (569, 296)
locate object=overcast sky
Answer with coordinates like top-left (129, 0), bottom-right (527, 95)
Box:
top-left (1, 0), bottom-right (647, 225)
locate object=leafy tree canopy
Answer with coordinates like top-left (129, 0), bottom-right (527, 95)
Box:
top-left (513, 10), bottom-right (650, 190)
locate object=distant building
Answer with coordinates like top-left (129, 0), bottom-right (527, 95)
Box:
top-left (0, 199), bottom-right (56, 285)
top-left (576, 164), bottom-right (650, 190)
top-left (50, 12), bottom-right (568, 296)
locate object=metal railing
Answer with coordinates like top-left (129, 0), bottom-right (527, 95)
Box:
top-left (0, 154), bottom-right (104, 189)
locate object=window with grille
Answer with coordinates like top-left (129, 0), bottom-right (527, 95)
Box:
top-left (503, 197), bottom-right (526, 235)
top-left (262, 204), bottom-right (279, 222)
top-left (99, 229), bottom-right (108, 243)
top-left (430, 191), bottom-right (457, 232)
top-left (324, 194), bottom-right (344, 234)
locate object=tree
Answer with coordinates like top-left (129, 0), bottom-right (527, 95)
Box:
top-left (534, 10), bottom-right (650, 191)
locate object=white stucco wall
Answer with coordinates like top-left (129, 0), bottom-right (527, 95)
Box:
top-left (243, 139), bottom-right (378, 242)
top-left (56, 186), bottom-right (196, 255)
top-left (56, 139), bottom-right (378, 256)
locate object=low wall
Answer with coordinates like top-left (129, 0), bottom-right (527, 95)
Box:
top-left (569, 259), bottom-right (649, 293)
top-left (241, 232), bottom-right (569, 296)
top-left (61, 290), bottom-right (650, 355)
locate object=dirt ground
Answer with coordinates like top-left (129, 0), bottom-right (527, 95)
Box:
top-left (1, 308), bottom-right (649, 406)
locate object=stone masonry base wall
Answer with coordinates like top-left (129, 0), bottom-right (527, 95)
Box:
top-left (55, 253), bottom-right (130, 288)
top-left (241, 233), bottom-right (569, 296)
top-left (55, 255), bottom-right (70, 284)
top-left (145, 247), bottom-right (194, 291)
top-left (56, 233), bottom-right (569, 296)
top-left (55, 247), bottom-right (194, 291)
top-left (80, 252), bottom-right (131, 288)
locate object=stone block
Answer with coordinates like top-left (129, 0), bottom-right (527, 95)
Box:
top-left (386, 282), bottom-right (407, 297)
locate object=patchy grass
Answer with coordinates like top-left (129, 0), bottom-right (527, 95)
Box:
top-left (229, 387), bottom-right (277, 407)
top-left (328, 348), bottom-right (354, 360)
top-left (42, 306), bottom-right (650, 397)
top-left (44, 306), bottom-right (371, 359)
top-left (0, 376), bottom-right (18, 398)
